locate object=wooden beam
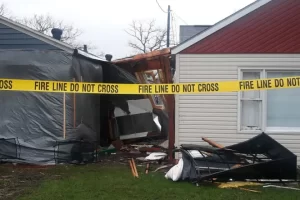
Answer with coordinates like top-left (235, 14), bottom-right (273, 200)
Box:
top-left (63, 92), bottom-right (66, 139)
top-left (202, 137), bottom-right (224, 148)
top-left (73, 78), bottom-right (76, 128)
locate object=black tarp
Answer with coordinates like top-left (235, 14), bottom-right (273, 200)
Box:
top-left (0, 49), bottom-right (141, 164)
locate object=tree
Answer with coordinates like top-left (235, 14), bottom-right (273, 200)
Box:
top-left (125, 20), bottom-right (167, 53)
top-left (0, 3), bottom-right (104, 54)
top-left (18, 14), bottom-right (82, 46)
top-left (0, 3), bottom-right (10, 17)
top-left (0, 3), bottom-right (82, 47)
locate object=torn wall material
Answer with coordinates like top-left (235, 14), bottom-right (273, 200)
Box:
top-left (113, 48), bottom-right (174, 147)
top-left (174, 133), bottom-right (297, 183)
top-left (114, 99), bottom-right (161, 140)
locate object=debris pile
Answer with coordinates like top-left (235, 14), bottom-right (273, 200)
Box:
top-left (165, 133), bottom-right (299, 187)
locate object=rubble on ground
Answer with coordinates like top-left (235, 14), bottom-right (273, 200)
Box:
top-left (164, 133), bottom-right (299, 191)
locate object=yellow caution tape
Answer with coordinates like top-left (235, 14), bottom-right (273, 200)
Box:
top-left (0, 76), bottom-right (300, 94)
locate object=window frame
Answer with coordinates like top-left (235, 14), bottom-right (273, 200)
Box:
top-left (239, 70), bottom-right (263, 132)
top-left (238, 67), bottom-right (300, 134)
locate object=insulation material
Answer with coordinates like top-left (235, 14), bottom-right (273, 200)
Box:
top-left (114, 99), bottom-right (161, 140)
top-left (165, 158), bottom-right (184, 181)
top-left (114, 99), bottom-right (152, 117)
top-left (145, 152), bottom-right (167, 161)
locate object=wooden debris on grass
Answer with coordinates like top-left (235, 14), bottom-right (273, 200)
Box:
top-left (128, 158), bottom-right (139, 178)
top-left (128, 159), bottom-right (136, 177)
top-left (218, 181), bottom-right (262, 188)
top-left (218, 181), bottom-right (262, 193)
top-left (145, 163), bottom-right (150, 174)
top-left (132, 158), bottom-right (139, 178)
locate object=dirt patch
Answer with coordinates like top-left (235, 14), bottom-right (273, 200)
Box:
top-left (0, 152), bottom-right (168, 200)
top-left (0, 164), bottom-right (64, 200)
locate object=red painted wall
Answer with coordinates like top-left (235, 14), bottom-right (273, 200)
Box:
top-left (181, 0), bottom-right (300, 54)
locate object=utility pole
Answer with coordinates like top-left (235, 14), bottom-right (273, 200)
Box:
top-left (167, 5), bottom-right (171, 47)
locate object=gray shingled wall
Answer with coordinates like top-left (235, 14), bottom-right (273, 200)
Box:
top-left (0, 23), bottom-right (59, 50)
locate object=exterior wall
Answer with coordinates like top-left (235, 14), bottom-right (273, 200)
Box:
top-left (175, 54), bottom-right (300, 163)
top-left (0, 23), bottom-right (59, 50)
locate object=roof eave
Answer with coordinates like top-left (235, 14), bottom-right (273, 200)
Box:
top-left (113, 48), bottom-right (170, 64)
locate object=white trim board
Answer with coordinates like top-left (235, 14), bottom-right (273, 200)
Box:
top-left (171, 0), bottom-right (272, 54)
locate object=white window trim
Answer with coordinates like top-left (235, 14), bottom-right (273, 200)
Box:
top-left (238, 67), bottom-right (300, 134)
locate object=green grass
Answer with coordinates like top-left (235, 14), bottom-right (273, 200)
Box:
top-left (18, 164), bottom-right (300, 200)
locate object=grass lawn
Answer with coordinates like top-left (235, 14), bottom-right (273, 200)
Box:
top-left (13, 164), bottom-right (299, 200)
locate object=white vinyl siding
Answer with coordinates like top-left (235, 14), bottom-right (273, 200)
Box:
top-left (175, 54), bottom-right (300, 164)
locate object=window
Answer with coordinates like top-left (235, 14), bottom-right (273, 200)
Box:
top-left (240, 71), bottom-right (262, 130)
top-left (239, 70), bottom-right (300, 132)
top-left (136, 70), bottom-right (165, 108)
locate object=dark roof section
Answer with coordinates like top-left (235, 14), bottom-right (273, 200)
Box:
top-left (179, 25), bottom-right (211, 43)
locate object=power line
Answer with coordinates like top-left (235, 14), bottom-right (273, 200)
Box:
top-left (156, 0), bottom-right (167, 13)
top-left (172, 11), bottom-right (188, 25)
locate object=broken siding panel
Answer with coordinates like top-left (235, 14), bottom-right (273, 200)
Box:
top-left (176, 54), bottom-right (300, 164)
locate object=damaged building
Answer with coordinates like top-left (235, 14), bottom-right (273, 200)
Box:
top-left (0, 15), bottom-right (170, 164)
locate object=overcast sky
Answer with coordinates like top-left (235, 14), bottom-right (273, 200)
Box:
top-left (3, 0), bottom-right (255, 59)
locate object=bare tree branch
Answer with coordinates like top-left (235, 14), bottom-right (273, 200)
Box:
top-left (0, 3), bottom-right (104, 55)
top-left (125, 19), bottom-right (167, 53)
top-left (128, 42), bottom-right (145, 53)
top-left (0, 3), bottom-right (11, 17)
top-left (16, 14), bottom-right (82, 46)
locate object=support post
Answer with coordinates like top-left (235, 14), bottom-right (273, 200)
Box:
top-left (167, 5), bottom-right (171, 47)
top-left (73, 78), bottom-right (76, 128)
top-left (63, 93), bottom-right (66, 139)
